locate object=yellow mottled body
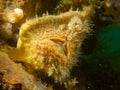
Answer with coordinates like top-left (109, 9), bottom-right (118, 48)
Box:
top-left (14, 6), bottom-right (93, 83)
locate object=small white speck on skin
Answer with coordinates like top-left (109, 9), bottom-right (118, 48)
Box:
top-left (68, 16), bottom-right (82, 30)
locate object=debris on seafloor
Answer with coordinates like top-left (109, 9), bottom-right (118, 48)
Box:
top-left (64, 78), bottom-right (78, 90)
top-left (0, 51), bottom-right (50, 90)
top-left (2, 8), bottom-right (24, 24)
top-left (0, 0), bottom-right (61, 47)
top-left (8, 6), bottom-right (94, 83)
top-left (0, 0), bottom-right (42, 40)
top-left (104, 0), bottom-right (120, 24)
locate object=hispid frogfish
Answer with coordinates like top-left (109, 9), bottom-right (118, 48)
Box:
top-left (13, 6), bottom-right (94, 83)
